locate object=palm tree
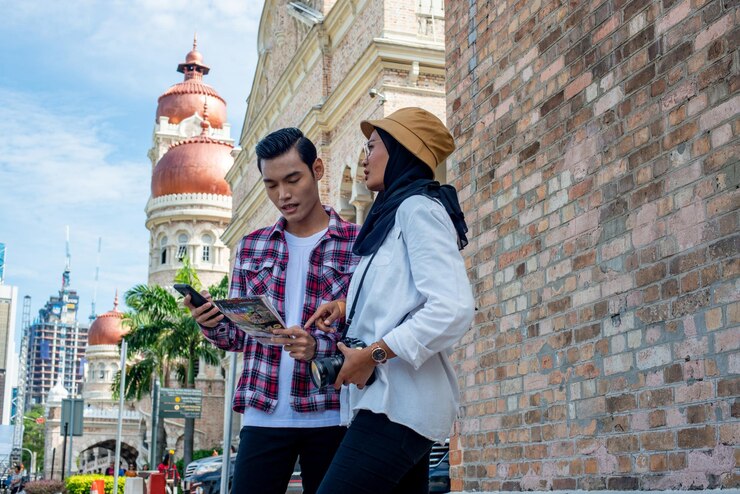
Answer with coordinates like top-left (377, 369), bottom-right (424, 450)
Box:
top-left (115, 259), bottom-right (226, 467)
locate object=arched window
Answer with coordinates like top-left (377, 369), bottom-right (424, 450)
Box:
top-left (160, 236), bottom-right (168, 265)
top-left (177, 234), bottom-right (189, 261)
top-left (201, 234), bottom-right (213, 262)
top-left (98, 363), bottom-right (106, 381)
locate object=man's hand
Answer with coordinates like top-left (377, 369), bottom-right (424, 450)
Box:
top-left (304, 299), bottom-right (347, 333)
top-left (183, 291), bottom-right (224, 328)
top-left (272, 326), bottom-right (317, 361)
top-left (332, 342), bottom-right (375, 390)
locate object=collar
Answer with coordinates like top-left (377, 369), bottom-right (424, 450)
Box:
top-left (268, 206), bottom-right (353, 241)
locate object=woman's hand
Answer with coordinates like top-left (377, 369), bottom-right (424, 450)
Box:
top-left (304, 299), bottom-right (347, 333)
top-left (333, 342), bottom-right (376, 390)
top-left (271, 326), bottom-right (317, 361)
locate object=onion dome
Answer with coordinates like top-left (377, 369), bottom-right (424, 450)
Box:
top-left (88, 292), bottom-right (127, 346)
top-left (156, 35), bottom-right (227, 128)
top-left (151, 103), bottom-right (233, 198)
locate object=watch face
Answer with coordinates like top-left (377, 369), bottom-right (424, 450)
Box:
top-left (372, 347), bottom-right (387, 362)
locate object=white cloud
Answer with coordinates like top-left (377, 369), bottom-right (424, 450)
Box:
top-left (0, 87), bottom-right (150, 318)
top-left (0, 0), bottom-right (264, 135)
top-left (0, 1), bottom-right (265, 325)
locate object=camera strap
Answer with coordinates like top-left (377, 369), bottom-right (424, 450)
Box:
top-left (342, 248), bottom-right (379, 338)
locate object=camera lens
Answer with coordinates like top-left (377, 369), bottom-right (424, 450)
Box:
top-left (310, 355), bottom-right (343, 388)
top-left (310, 360), bottom-right (326, 388)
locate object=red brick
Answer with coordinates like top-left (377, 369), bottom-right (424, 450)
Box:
top-left (677, 426), bottom-right (716, 448)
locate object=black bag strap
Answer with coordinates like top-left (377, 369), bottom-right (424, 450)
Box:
top-left (342, 249), bottom-right (379, 338)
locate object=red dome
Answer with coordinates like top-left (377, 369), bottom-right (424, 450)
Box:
top-left (156, 41), bottom-right (226, 128)
top-left (156, 84), bottom-right (227, 128)
top-left (88, 304), bottom-right (127, 346)
top-left (151, 136), bottom-right (233, 198)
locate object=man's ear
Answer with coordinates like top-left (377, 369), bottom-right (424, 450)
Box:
top-left (312, 158), bottom-right (324, 181)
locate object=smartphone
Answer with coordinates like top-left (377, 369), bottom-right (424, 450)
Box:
top-left (173, 284), bottom-right (210, 308)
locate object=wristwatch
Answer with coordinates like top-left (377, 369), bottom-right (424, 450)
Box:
top-left (370, 342), bottom-right (387, 364)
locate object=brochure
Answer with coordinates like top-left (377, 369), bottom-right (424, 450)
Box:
top-left (212, 296), bottom-right (286, 345)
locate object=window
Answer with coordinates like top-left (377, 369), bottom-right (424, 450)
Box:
top-left (177, 234), bottom-right (189, 261)
top-left (160, 236), bottom-right (168, 265)
top-left (202, 234), bottom-right (213, 262)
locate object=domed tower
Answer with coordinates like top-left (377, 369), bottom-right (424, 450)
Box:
top-left (83, 293), bottom-right (127, 403)
top-left (146, 37), bottom-right (234, 287)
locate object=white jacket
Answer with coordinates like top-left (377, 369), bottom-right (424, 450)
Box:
top-left (341, 194), bottom-right (475, 441)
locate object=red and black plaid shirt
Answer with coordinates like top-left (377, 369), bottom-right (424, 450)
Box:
top-left (201, 206), bottom-right (359, 414)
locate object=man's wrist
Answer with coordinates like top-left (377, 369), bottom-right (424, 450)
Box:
top-left (307, 335), bottom-right (317, 361)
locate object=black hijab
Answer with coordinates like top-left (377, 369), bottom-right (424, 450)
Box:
top-left (352, 128), bottom-right (468, 256)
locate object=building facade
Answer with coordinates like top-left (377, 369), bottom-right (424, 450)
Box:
top-left (0, 284), bottom-right (18, 425)
top-left (223, 0), bottom-right (447, 248)
top-left (446, 0), bottom-right (738, 491)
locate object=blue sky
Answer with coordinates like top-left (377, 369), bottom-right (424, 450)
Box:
top-left (0, 0), bottom-right (264, 330)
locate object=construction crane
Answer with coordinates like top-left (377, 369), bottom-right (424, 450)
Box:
top-left (10, 295), bottom-right (32, 464)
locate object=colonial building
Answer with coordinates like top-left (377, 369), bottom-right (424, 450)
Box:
top-left (146, 38), bottom-right (234, 289)
top-left (44, 296), bottom-right (142, 477)
top-left (143, 40), bottom-right (233, 461)
top-left (223, 0), bottom-right (447, 247)
top-left (446, 0), bottom-right (738, 491)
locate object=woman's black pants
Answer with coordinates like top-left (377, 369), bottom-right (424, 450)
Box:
top-left (316, 410), bottom-right (434, 494)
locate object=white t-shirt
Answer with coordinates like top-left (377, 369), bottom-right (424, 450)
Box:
top-left (242, 228), bottom-right (340, 428)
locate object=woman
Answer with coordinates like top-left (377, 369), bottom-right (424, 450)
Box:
top-left (157, 452), bottom-right (180, 493)
top-left (306, 107), bottom-right (474, 493)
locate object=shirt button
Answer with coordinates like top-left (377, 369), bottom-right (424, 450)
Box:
top-left (339, 266), bottom-right (345, 272)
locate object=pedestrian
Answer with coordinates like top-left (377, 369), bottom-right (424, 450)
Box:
top-left (185, 128), bottom-right (360, 494)
top-left (307, 107), bottom-right (475, 494)
top-left (157, 452), bottom-right (180, 491)
top-left (9, 465), bottom-right (23, 494)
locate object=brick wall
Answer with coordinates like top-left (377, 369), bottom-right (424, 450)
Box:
top-left (446, 0), bottom-right (738, 491)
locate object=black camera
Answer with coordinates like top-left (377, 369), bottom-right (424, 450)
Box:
top-left (310, 337), bottom-right (376, 389)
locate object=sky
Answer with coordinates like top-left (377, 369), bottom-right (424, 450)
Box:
top-left (0, 0), bottom-right (264, 333)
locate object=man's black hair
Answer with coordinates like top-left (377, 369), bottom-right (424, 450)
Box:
top-left (255, 127), bottom-right (317, 173)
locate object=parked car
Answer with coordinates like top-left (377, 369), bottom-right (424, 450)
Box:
top-left (189, 456), bottom-right (235, 494)
top-left (429, 439), bottom-right (451, 493)
top-left (183, 456), bottom-right (222, 494)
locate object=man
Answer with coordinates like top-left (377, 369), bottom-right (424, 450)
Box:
top-left (185, 128), bottom-right (359, 494)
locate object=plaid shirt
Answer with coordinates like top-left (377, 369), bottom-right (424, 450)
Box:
top-left (201, 206), bottom-right (360, 414)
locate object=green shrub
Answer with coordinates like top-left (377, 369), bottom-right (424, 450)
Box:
top-left (23, 479), bottom-right (66, 494)
top-left (64, 474), bottom-right (125, 494)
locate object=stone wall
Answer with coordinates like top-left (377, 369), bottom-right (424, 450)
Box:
top-left (446, 0), bottom-right (738, 491)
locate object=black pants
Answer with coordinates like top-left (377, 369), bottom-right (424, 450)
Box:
top-left (316, 410), bottom-right (434, 494)
top-left (232, 424), bottom-right (346, 494)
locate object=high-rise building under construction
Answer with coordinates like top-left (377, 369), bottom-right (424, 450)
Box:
top-left (25, 262), bottom-right (88, 407)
